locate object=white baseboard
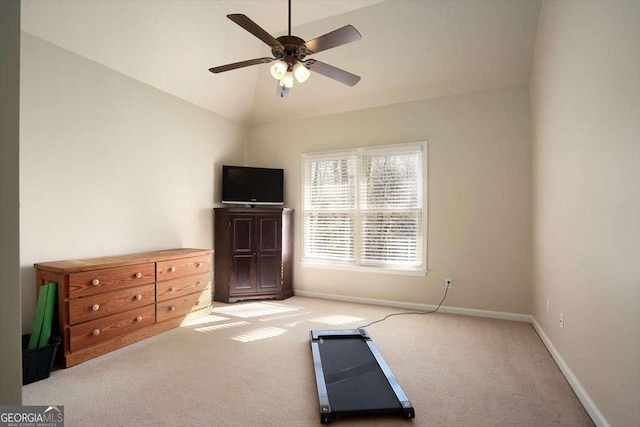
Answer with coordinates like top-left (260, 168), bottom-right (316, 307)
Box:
top-left (293, 290), bottom-right (532, 323)
top-left (531, 318), bottom-right (610, 427)
top-left (293, 290), bottom-right (609, 427)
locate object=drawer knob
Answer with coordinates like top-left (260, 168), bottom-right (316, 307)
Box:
top-left (135, 294), bottom-right (142, 301)
top-left (135, 272), bottom-right (142, 279)
top-left (196, 262), bottom-right (204, 268)
top-left (136, 316), bottom-right (143, 322)
top-left (169, 286), bottom-right (176, 292)
top-left (92, 329), bottom-right (100, 336)
top-left (169, 306), bottom-right (176, 312)
top-left (169, 266), bottom-right (176, 273)
top-left (196, 281), bottom-right (202, 286)
top-left (91, 279), bottom-right (100, 286)
top-left (91, 304), bottom-right (100, 312)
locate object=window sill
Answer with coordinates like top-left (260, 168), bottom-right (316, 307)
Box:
top-left (300, 260), bottom-right (428, 277)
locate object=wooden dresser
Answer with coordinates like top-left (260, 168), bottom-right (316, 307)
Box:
top-left (34, 248), bottom-right (212, 367)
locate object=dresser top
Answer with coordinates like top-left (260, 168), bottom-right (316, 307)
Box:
top-left (34, 248), bottom-right (212, 273)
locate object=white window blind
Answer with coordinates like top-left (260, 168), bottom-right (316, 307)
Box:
top-left (303, 143), bottom-right (426, 274)
top-left (360, 147), bottom-right (423, 267)
top-left (303, 154), bottom-right (356, 262)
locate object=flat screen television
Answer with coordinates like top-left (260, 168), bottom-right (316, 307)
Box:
top-left (221, 165), bottom-right (284, 206)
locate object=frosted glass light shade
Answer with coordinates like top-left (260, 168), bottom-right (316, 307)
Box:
top-left (293, 62), bottom-right (310, 83)
top-left (270, 61), bottom-right (288, 80)
top-left (281, 71), bottom-right (294, 88)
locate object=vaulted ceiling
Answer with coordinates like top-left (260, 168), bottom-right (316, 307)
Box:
top-left (21, 0), bottom-right (541, 125)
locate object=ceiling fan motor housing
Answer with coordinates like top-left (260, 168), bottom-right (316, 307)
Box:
top-left (273, 35), bottom-right (309, 69)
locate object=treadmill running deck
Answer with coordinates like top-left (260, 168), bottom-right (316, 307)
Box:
top-left (310, 329), bottom-right (415, 424)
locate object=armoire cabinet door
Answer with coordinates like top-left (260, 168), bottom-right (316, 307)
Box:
top-left (256, 215), bottom-right (282, 292)
top-left (257, 254), bottom-right (280, 291)
top-left (231, 254), bottom-right (255, 292)
top-left (230, 216), bottom-right (256, 293)
top-left (231, 216), bottom-right (253, 253)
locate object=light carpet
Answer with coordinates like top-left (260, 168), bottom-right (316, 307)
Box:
top-left (22, 296), bottom-right (594, 426)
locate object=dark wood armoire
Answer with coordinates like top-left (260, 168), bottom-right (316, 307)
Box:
top-left (213, 207), bottom-right (293, 303)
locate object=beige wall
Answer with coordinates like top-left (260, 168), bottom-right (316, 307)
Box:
top-left (530, 1), bottom-right (640, 426)
top-left (0, 0), bottom-right (23, 405)
top-left (247, 85), bottom-right (532, 315)
top-left (15, 2), bottom-right (639, 424)
top-left (19, 33), bottom-right (246, 331)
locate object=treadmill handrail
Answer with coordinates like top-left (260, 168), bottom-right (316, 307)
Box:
top-left (311, 329), bottom-right (369, 340)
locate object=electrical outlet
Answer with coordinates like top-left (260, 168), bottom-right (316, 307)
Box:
top-left (559, 313), bottom-right (564, 330)
top-left (445, 279), bottom-right (453, 289)
top-left (546, 299), bottom-right (550, 314)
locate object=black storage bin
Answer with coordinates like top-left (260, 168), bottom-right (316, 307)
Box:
top-left (22, 334), bottom-right (61, 385)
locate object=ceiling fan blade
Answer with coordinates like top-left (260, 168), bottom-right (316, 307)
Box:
top-left (227, 14), bottom-right (284, 50)
top-left (303, 25), bottom-right (362, 55)
top-left (304, 59), bottom-right (361, 87)
top-left (209, 57), bottom-right (274, 73)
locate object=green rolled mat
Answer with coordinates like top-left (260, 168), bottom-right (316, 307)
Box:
top-left (38, 282), bottom-right (57, 347)
top-left (28, 283), bottom-right (50, 349)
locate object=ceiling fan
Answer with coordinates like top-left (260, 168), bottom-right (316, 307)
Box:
top-left (208, 0), bottom-right (362, 97)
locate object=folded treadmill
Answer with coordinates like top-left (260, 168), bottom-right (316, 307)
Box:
top-left (310, 329), bottom-right (415, 424)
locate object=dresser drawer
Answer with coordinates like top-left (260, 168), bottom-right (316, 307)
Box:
top-left (156, 273), bottom-right (211, 302)
top-left (156, 255), bottom-right (211, 282)
top-left (195, 282), bottom-right (212, 310)
top-left (156, 291), bottom-right (209, 322)
top-left (69, 305), bottom-right (155, 352)
top-left (69, 263), bottom-right (155, 298)
top-left (68, 284), bottom-right (155, 325)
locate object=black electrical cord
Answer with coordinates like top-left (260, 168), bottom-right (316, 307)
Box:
top-left (357, 285), bottom-right (449, 329)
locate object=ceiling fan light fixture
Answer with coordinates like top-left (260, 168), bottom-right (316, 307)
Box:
top-left (293, 62), bottom-right (310, 83)
top-left (209, 0), bottom-right (363, 96)
top-left (270, 60), bottom-right (288, 80)
top-left (281, 71), bottom-right (295, 88)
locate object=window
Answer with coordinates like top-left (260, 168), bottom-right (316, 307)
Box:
top-left (302, 142), bottom-right (427, 275)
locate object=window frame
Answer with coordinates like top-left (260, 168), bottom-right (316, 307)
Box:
top-left (301, 142), bottom-right (428, 276)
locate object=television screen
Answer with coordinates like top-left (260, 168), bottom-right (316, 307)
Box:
top-left (221, 165), bottom-right (284, 206)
